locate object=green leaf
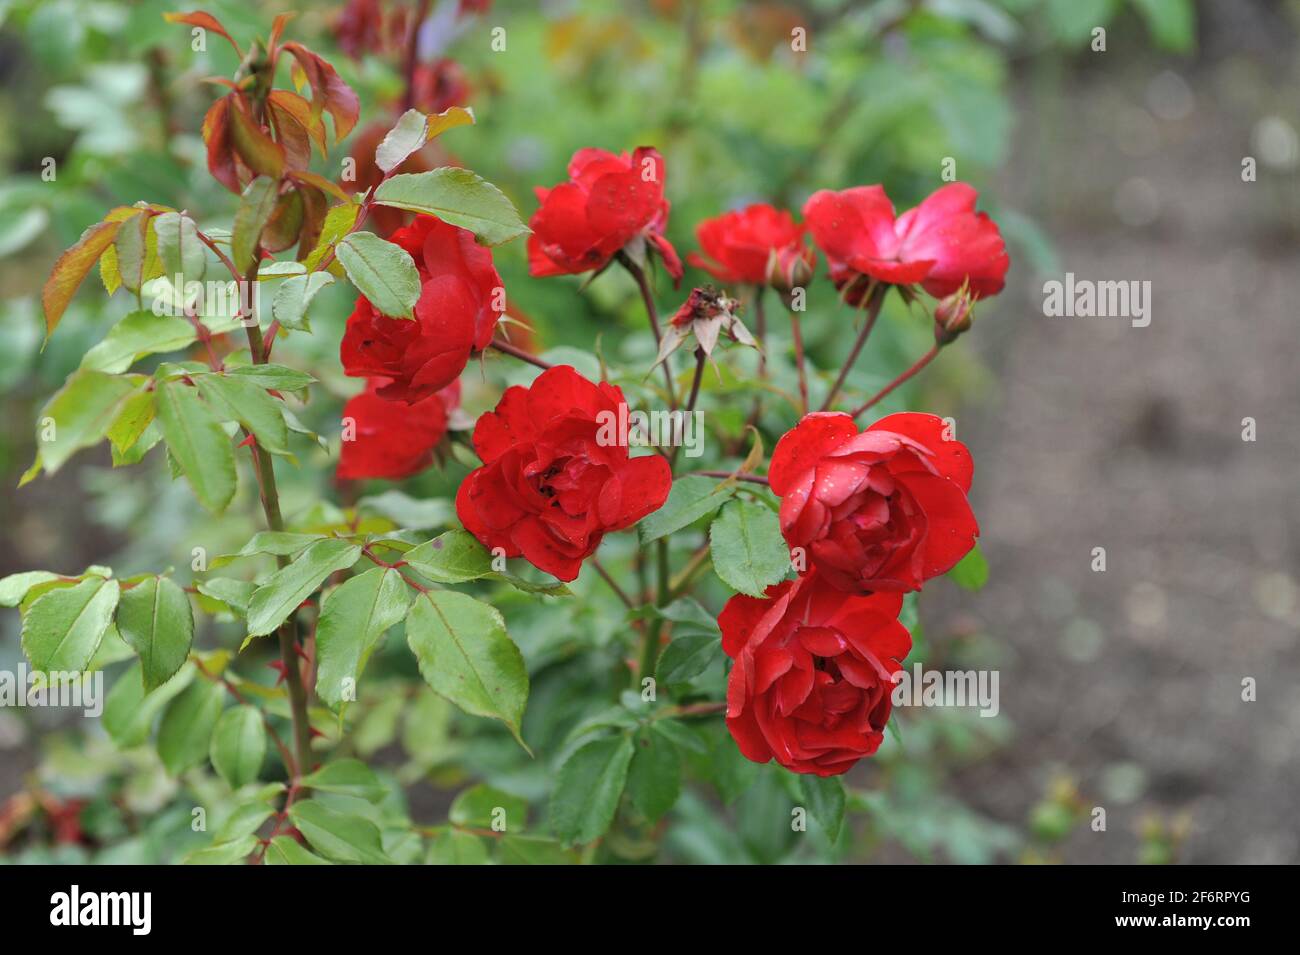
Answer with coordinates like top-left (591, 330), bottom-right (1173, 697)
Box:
top-left (271, 271), bottom-right (334, 331)
top-left (799, 774), bottom-right (846, 843)
top-left (116, 575), bottom-right (194, 691)
top-left (709, 500), bottom-right (789, 598)
top-left (155, 379), bottom-right (237, 513)
top-left (220, 363), bottom-right (316, 391)
top-left (265, 836), bottom-right (332, 865)
top-left (21, 576), bottom-right (120, 672)
top-left (195, 578), bottom-right (256, 616)
top-left (373, 168), bottom-right (528, 246)
top-left (0, 571), bottom-right (60, 608)
top-left (183, 835), bottom-right (257, 864)
top-left (210, 704), bottom-right (266, 788)
top-left (105, 386), bottom-right (156, 454)
top-left (196, 373), bottom-right (290, 455)
top-left (549, 735), bottom-right (635, 847)
top-left (156, 678), bottom-right (225, 775)
top-left (152, 211), bottom-right (206, 284)
top-left (81, 311), bottom-right (197, 374)
top-left (302, 201), bottom-right (359, 273)
top-left (656, 633), bottom-right (722, 685)
top-left (213, 800), bottom-right (274, 843)
top-left (497, 835), bottom-right (577, 865)
top-left (300, 758), bottom-right (387, 802)
top-left (425, 829), bottom-right (489, 865)
top-left (639, 476), bottom-right (732, 543)
top-left (449, 783), bottom-right (527, 832)
top-left (287, 800), bottom-right (393, 864)
top-left (102, 662), bottom-right (194, 748)
top-left (220, 531), bottom-right (326, 565)
top-left (627, 727), bottom-right (680, 822)
top-left (948, 543), bottom-right (988, 592)
top-left (232, 177), bottom-right (279, 272)
top-left (335, 231), bottom-right (420, 320)
top-left (245, 539), bottom-right (363, 638)
top-left (406, 590), bottom-right (530, 748)
top-left (113, 212), bottom-right (149, 295)
top-left (402, 529), bottom-right (492, 583)
top-left (32, 369), bottom-right (140, 475)
top-left (315, 568), bottom-right (410, 710)
top-left (376, 106), bottom-right (474, 173)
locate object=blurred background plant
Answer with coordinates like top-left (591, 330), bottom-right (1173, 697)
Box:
top-left (4, 0), bottom-right (1293, 865)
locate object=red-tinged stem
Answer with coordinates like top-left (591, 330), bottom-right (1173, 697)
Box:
top-left (820, 284), bottom-right (886, 412)
top-left (692, 469), bottom-right (769, 486)
top-left (489, 337), bottom-right (553, 370)
top-left (591, 558), bottom-right (635, 610)
top-left (851, 343), bottom-right (942, 419)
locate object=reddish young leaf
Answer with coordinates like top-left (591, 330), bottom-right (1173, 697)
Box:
top-left (42, 219), bottom-right (123, 337)
top-left (267, 90), bottom-right (327, 158)
top-left (228, 95), bottom-right (286, 180)
top-left (281, 42), bottom-right (360, 141)
top-left (293, 183), bottom-right (329, 261)
top-left (164, 10), bottom-right (242, 57)
top-left (202, 95), bottom-right (241, 193)
top-left (287, 169), bottom-right (349, 202)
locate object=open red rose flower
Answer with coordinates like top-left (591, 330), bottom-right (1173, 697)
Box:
top-left (721, 570), bottom-right (911, 777)
top-left (456, 365), bottom-right (672, 581)
top-left (527, 146), bottom-right (682, 283)
top-left (688, 203), bottom-right (813, 286)
top-left (802, 182), bottom-right (1008, 302)
top-left (770, 412), bottom-right (978, 594)
top-left (339, 214), bottom-right (503, 403)
top-left (337, 378), bottom-right (459, 481)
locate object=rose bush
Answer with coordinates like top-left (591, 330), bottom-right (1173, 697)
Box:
top-left (0, 0), bottom-right (1073, 866)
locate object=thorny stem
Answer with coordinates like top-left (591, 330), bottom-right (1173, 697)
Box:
top-left (668, 347), bottom-right (706, 470)
top-left (851, 343), bottom-right (942, 418)
top-left (820, 283), bottom-right (886, 412)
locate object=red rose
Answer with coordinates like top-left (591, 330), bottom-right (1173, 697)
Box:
top-left (527, 146), bottom-right (683, 283)
top-left (802, 183), bottom-right (1008, 301)
top-left (339, 214), bottom-right (503, 403)
top-left (456, 365), bottom-right (672, 581)
top-left (337, 379), bottom-right (460, 481)
top-left (687, 203), bottom-right (813, 286)
top-left (770, 412), bottom-right (978, 594)
top-left (721, 570), bottom-right (910, 776)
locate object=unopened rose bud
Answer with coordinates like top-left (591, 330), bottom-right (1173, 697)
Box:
top-left (766, 246), bottom-right (815, 293)
top-left (934, 285), bottom-right (975, 345)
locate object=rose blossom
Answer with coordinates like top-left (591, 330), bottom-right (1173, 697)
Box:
top-left (769, 411), bottom-right (978, 593)
top-left (721, 570), bottom-right (911, 776)
top-left (802, 182), bottom-right (1008, 302)
top-left (339, 214), bottom-right (503, 403)
top-left (337, 378), bottom-right (459, 481)
top-left (688, 203), bottom-right (813, 287)
top-left (456, 365), bottom-right (672, 581)
top-left (527, 146), bottom-right (682, 283)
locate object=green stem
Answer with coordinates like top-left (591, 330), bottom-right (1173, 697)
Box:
top-left (618, 252), bottom-right (677, 408)
top-left (244, 309), bottom-right (312, 776)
